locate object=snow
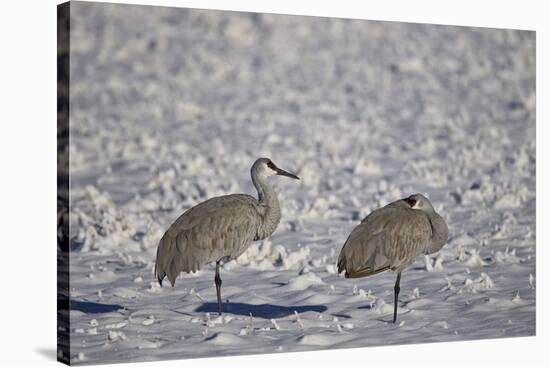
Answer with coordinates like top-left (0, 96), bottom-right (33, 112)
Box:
top-left (285, 273), bottom-right (325, 291)
top-left (64, 2), bottom-right (535, 365)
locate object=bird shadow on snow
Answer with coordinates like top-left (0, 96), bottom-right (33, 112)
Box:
top-left (195, 302), bottom-right (327, 319)
top-left (69, 300), bottom-right (124, 314)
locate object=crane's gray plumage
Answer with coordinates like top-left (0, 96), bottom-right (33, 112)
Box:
top-left (155, 194), bottom-right (261, 285)
top-left (337, 193), bottom-right (448, 323)
top-left (155, 157), bottom-right (299, 314)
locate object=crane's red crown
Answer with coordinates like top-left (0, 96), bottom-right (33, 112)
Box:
top-left (405, 197), bottom-right (417, 207)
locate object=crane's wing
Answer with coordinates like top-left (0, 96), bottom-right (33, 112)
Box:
top-left (337, 205), bottom-right (432, 278)
top-left (155, 194), bottom-right (261, 286)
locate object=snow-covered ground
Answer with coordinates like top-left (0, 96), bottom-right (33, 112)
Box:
top-left (65, 2), bottom-right (535, 364)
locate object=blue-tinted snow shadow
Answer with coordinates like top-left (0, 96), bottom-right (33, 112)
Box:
top-left (70, 300), bottom-right (124, 314)
top-left (357, 304), bottom-right (374, 310)
top-left (195, 302), bottom-right (327, 318)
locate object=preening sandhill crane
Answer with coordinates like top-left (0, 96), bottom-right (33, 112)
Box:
top-left (337, 193), bottom-right (448, 323)
top-left (155, 158), bottom-right (299, 315)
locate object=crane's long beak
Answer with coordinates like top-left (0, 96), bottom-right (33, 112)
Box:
top-left (276, 167), bottom-right (300, 180)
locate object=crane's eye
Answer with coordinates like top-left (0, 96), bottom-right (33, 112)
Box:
top-left (267, 161), bottom-right (277, 170)
top-left (406, 197), bottom-right (417, 207)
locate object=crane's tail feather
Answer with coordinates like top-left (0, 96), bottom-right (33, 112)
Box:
top-left (343, 266), bottom-right (391, 278)
top-left (154, 260), bottom-right (165, 287)
top-left (155, 233), bottom-right (192, 288)
top-left (155, 267), bottom-right (176, 287)
top-left (337, 247), bottom-right (390, 278)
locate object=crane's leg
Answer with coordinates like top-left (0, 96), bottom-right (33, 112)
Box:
top-left (215, 261), bottom-right (223, 315)
top-left (393, 272), bottom-right (402, 324)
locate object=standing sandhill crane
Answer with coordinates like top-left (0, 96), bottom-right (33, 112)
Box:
top-left (337, 193), bottom-right (448, 323)
top-left (155, 157), bottom-right (299, 315)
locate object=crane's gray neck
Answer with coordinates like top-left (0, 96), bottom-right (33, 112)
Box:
top-left (425, 211), bottom-right (448, 254)
top-left (251, 169), bottom-right (281, 240)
